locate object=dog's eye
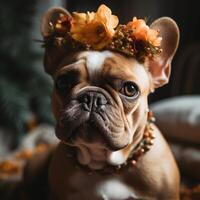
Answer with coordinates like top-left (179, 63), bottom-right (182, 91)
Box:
top-left (56, 75), bottom-right (71, 94)
top-left (120, 82), bottom-right (139, 97)
top-left (56, 70), bottom-right (80, 95)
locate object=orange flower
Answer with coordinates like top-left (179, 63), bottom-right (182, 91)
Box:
top-left (127, 17), bottom-right (162, 46)
top-left (70, 4), bottom-right (119, 49)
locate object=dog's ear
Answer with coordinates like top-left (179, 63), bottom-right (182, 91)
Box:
top-left (41, 7), bottom-right (72, 75)
top-left (147, 17), bottom-right (180, 89)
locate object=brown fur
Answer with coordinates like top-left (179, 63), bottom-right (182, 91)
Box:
top-left (24, 8), bottom-right (180, 200)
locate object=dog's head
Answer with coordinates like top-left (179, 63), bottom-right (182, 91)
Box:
top-left (41, 7), bottom-right (179, 168)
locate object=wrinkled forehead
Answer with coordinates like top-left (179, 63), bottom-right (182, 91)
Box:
top-left (56, 50), bottom-right (150, 91)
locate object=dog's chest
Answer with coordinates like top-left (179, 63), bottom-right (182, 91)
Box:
top-left (50, 144), bottom-right (144, 200)
top-left (66, 170), bottom-right (139, 200)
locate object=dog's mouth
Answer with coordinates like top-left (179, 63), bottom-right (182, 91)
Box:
top-left (56, 107), bottom-right (130, 151)
top-left (69, 119), bottom-right (106, 144)
top-left (56, 112), bottom-right (109, 147)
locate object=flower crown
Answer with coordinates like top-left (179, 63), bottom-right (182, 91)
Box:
top-left (44, 4), bottom-right (162, 62)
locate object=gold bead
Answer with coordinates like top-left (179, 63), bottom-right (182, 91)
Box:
top-left (150, 133), bottom-right (156, 139)
top-left (144, 131), bottom-right (150, 138)
top-left (139, 148), bottom-right (145, 154)
top-left (149, 117), bottom-right (156, 123)
top-left (149, 139), bottom-right (154, 145)
top-left (132, 160), bottom-right (137, 165)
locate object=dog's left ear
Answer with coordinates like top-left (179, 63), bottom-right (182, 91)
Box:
top-left (147, 17), bottom-right (180, 89)
top-left (41, 7), bottom-right (72, 38)
top-left (40, 7), bottom-right (72, 75)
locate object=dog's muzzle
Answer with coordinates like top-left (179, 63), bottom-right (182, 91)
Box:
top-left (56, 87), bottom-right (129, 150)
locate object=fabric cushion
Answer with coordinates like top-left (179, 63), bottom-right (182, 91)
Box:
top-left (151, 95), bottom-right (200, 144)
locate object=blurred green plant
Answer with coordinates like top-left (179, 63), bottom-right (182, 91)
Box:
top-left (0, 0), bottom-right (54, 147)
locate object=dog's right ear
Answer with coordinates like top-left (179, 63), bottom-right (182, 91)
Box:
top-left (41, 7), bottom-right (72, 75)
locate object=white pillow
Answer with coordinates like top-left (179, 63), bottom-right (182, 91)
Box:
top-left (151, 96), bottom-right (200, 144)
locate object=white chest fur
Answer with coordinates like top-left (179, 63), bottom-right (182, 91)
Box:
top-left (68, 171), bottom-right (138, 200)
top-left (97, 179), bottom-right (138, 200)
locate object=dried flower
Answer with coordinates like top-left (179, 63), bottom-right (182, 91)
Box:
top-left (70, 4), bottom-right (119, 49)
top-left (127, 17), bottom-right (162, 46)
top-left (54, 13), bottom-right (72, 34)
top-left (44, 5), bottom-right (162, 62)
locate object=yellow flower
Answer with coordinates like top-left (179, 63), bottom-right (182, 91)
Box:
top-left (127, 17), bottom-right (162, 46)
top-left (70, 4), bottom-right (119, 50)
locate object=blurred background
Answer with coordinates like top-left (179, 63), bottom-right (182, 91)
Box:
top-left (1, 0), bottom-right (200, 150)
top-left (0, 0), bottom-right (200, 195)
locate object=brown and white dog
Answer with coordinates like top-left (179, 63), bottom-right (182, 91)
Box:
top-left (25, 7), bottom-right (180, 200)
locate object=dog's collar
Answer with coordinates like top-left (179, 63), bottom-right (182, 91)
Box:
top-left (124, 110), bottom-right (156, 166)
top-left (64, 111), bottom-right (156, 174)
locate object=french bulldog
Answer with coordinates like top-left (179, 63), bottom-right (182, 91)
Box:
top-left (25, 7), bottom-right (180, 200)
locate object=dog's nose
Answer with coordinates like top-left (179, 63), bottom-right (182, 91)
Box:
top-left (79, 91), bottom-right (107, 111)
